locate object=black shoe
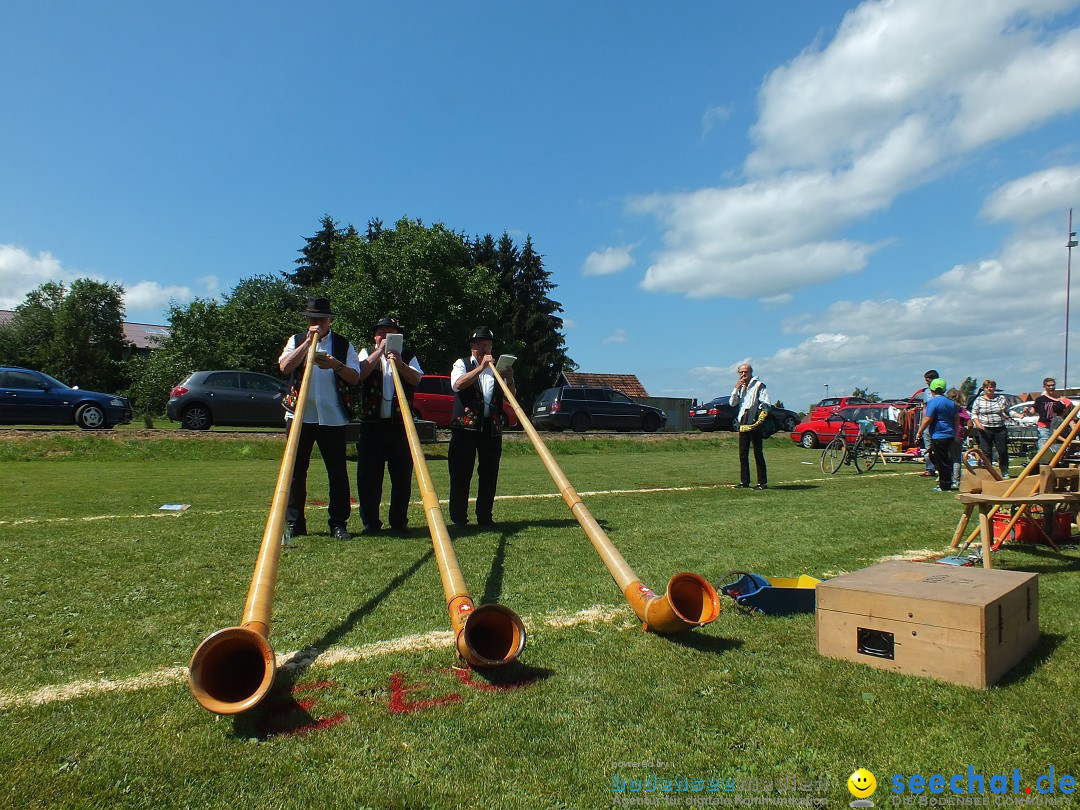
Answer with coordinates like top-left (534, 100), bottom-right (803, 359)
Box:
top-left (361, 524), bottom-right (382, 536)
top-left (736, 483), bottom-right (751, 489)
top-left (451, 521), bottom-right (470, 530)
top-left (755, 484), bottom-right (768, 490)
top-left (331, 526), bottom-right (351, 541)
top-left (477, 518), bottom-right (497, 527)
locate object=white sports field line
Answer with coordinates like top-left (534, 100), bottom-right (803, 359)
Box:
top-left (0, 605), bottom-right (633, 711)
top-left (0, 468), bottom-right (923, 527)
top-left (0, 470), bottom-right (932, 710)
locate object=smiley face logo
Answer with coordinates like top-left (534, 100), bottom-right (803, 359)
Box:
top-left (848, 768), bottom-right (877, 799)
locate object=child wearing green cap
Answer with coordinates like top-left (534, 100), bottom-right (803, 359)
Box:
top-left (915, 379), bottom-right (959, 492)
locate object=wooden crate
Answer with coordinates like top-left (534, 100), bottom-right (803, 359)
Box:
top-left (816, 561), bottom-right (1038, 688)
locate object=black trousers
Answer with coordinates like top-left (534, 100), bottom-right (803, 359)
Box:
top-left (738, 427), bottom-right (767, 487)
top-left (930, 437), bottom-right (954, 490)
top-left (977, 426), bottom-right (1010, 477)
top-left (357, 421), bottom-right (413, 530)
top-left (448, 425), bottom-right (503, 523)
top-left (285, 421), bottom-right (350, 532)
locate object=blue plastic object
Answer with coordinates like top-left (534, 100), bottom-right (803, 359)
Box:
top-left (718, 572), bottom-right (820, 615)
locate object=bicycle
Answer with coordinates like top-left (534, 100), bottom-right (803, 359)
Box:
top-left (819, 415), bottom-right (882, 475)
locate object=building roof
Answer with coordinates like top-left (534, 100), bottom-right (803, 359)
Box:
top-left (562, 372), bottom-right (649, 398)
top-left (0, 310), bottom-right (170, 349)
top-left (123, 322), bottom-right (171, 349)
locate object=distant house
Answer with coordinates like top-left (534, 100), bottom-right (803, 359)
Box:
top-left (559, 372), bottom-right (649, 398)
top-left (122, 321), bottom-right (171, 353)
top-left (0, 310), bottom-right (170, 357)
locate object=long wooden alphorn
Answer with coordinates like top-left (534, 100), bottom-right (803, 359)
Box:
top-left (491, 366), bottom-right (719, 633)
top-left (188, 326), bottom-right (321, 714)
top-left (387, 357), bottom-right (526, 666)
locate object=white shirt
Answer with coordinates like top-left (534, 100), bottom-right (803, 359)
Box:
top-left (729, 376), bottom-right (771, 422)
top-left (278, 331), bottom-right (361, 426)
top-left (451, 357), bottom-right (494, 416)
top-left (358, 348), bottom-right (424, 418)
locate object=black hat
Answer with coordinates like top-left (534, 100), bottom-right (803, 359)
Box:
top-left (468, 326), bottom-right (495, 344)
top-left (303, 297), bottom-right (333, 318)
top-left (372, 314), bottom-right (402, 332)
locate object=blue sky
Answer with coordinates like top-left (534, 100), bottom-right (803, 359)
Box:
top-left (3, 0), bottom-right (1080, 411)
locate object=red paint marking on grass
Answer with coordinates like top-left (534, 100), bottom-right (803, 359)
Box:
top-left (292, 680), bottom-right (337, 693)
top-left (258, 680), bottom-right (349, 738)
top-left (387, 672), bottom-right (462, 714)
top-left (449, 667), bottom-right (538, 692)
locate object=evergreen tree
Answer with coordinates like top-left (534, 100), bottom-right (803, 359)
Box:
top-left (286, 214), bottom-right (359, 287)
top-left (474, 233), bottom-right (572, 410)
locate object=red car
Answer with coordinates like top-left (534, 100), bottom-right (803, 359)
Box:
top-left (790, 404), bottom-right (903, 449)
top-left (808, 396), bottom-right (872, 422)
top-left (412, 375), bottom-right (518, 428)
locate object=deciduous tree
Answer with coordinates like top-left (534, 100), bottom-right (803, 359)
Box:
top-left (0, 279), bottom-right (129, 392)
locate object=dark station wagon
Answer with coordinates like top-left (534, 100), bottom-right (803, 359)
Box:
top-left (531, 386), bottom-right (667, 433)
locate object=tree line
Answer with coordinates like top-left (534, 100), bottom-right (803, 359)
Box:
top-left (0, 216), bottom-right (574, 418)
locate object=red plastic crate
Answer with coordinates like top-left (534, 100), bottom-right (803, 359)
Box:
top-left (992, 509), bottom-right (1075, 543)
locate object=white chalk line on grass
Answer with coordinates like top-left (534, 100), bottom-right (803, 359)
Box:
top-left (0, 470), bottom-right (934, 709)
top-left (0, 469), bottom-right (925, 527)
top-left (0, 604), bottom-right (635, 711)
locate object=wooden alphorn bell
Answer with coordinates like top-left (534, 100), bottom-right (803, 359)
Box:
top-left (491, 366), bottom-right (719, 633)
top-left (387, 356), bottom-right (526, 666)
top-left (188, 325), bottom-right (320, 714)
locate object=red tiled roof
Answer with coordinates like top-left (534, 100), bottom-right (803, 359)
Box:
top-left (563, 372), bottom-right (648, 398)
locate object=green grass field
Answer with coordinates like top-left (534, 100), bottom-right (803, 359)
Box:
top-left (1, 431), bottom-right (1078, 809)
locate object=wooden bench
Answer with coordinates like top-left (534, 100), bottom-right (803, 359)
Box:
top-left (952, 490), bottom-right (1080, 568)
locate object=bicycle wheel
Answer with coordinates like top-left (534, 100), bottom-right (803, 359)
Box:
top-left (821, 437), bottom-right (847, 474)
top-left (854, 435), bottom-right (879, 473)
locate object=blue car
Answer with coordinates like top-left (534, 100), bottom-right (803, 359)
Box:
top-left (0, 366), bottom-right (133, 429)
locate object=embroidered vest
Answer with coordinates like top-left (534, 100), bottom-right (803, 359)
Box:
top-left (449, 357), bottom-right (507, 435)
top-left (359, 348), bottom-right (417, 423)
top-left (282, 332), bottom-right (356, 421)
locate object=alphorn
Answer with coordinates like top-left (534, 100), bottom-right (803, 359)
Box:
top-left (387, 358), bottom-right (526, 666)
top-left (491, 367), bottom-right (719, 633)
top-left (188, 326), bottom-right (321, 714)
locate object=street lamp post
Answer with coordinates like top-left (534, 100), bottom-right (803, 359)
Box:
top-left (1068, 208), bottom-right (1078, 390)
top-left (824, 383), bottom-right (829, 399)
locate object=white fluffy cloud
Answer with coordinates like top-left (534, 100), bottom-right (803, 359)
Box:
top-left (0, 245), bottom-right (78, 309)
top-left (982, 164), bottom-right (1080, 223)
top-left (0, 243), bottom-right (210, 323)
top-left (603, 328), bottom-right (629, 345)
top-left (582, 245), bottom-right (635, 277)
top-left (633, 0), bottom-right (1080, 302)
top-left (765, 219), bottom-right (1064, 403)
top-left (124, 280), bottom-right (199, 320)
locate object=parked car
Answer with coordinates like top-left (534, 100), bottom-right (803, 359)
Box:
top-left (0, 366), bottom-right (132, 429)
top-left (689, 397), bottom-right (800, 432)
top-left (790, 404), bottom-right (903, 449)
top-left (808, 396), bottom-right (872, 421)
top-left (1006, 400), bottom-right (1037, 427)
top-left (532, 386), bottom-right (667, 432)
top-left (167, 370), bottom-right (289, 430)
top-left (412, 374), bottom-right (518, 428)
